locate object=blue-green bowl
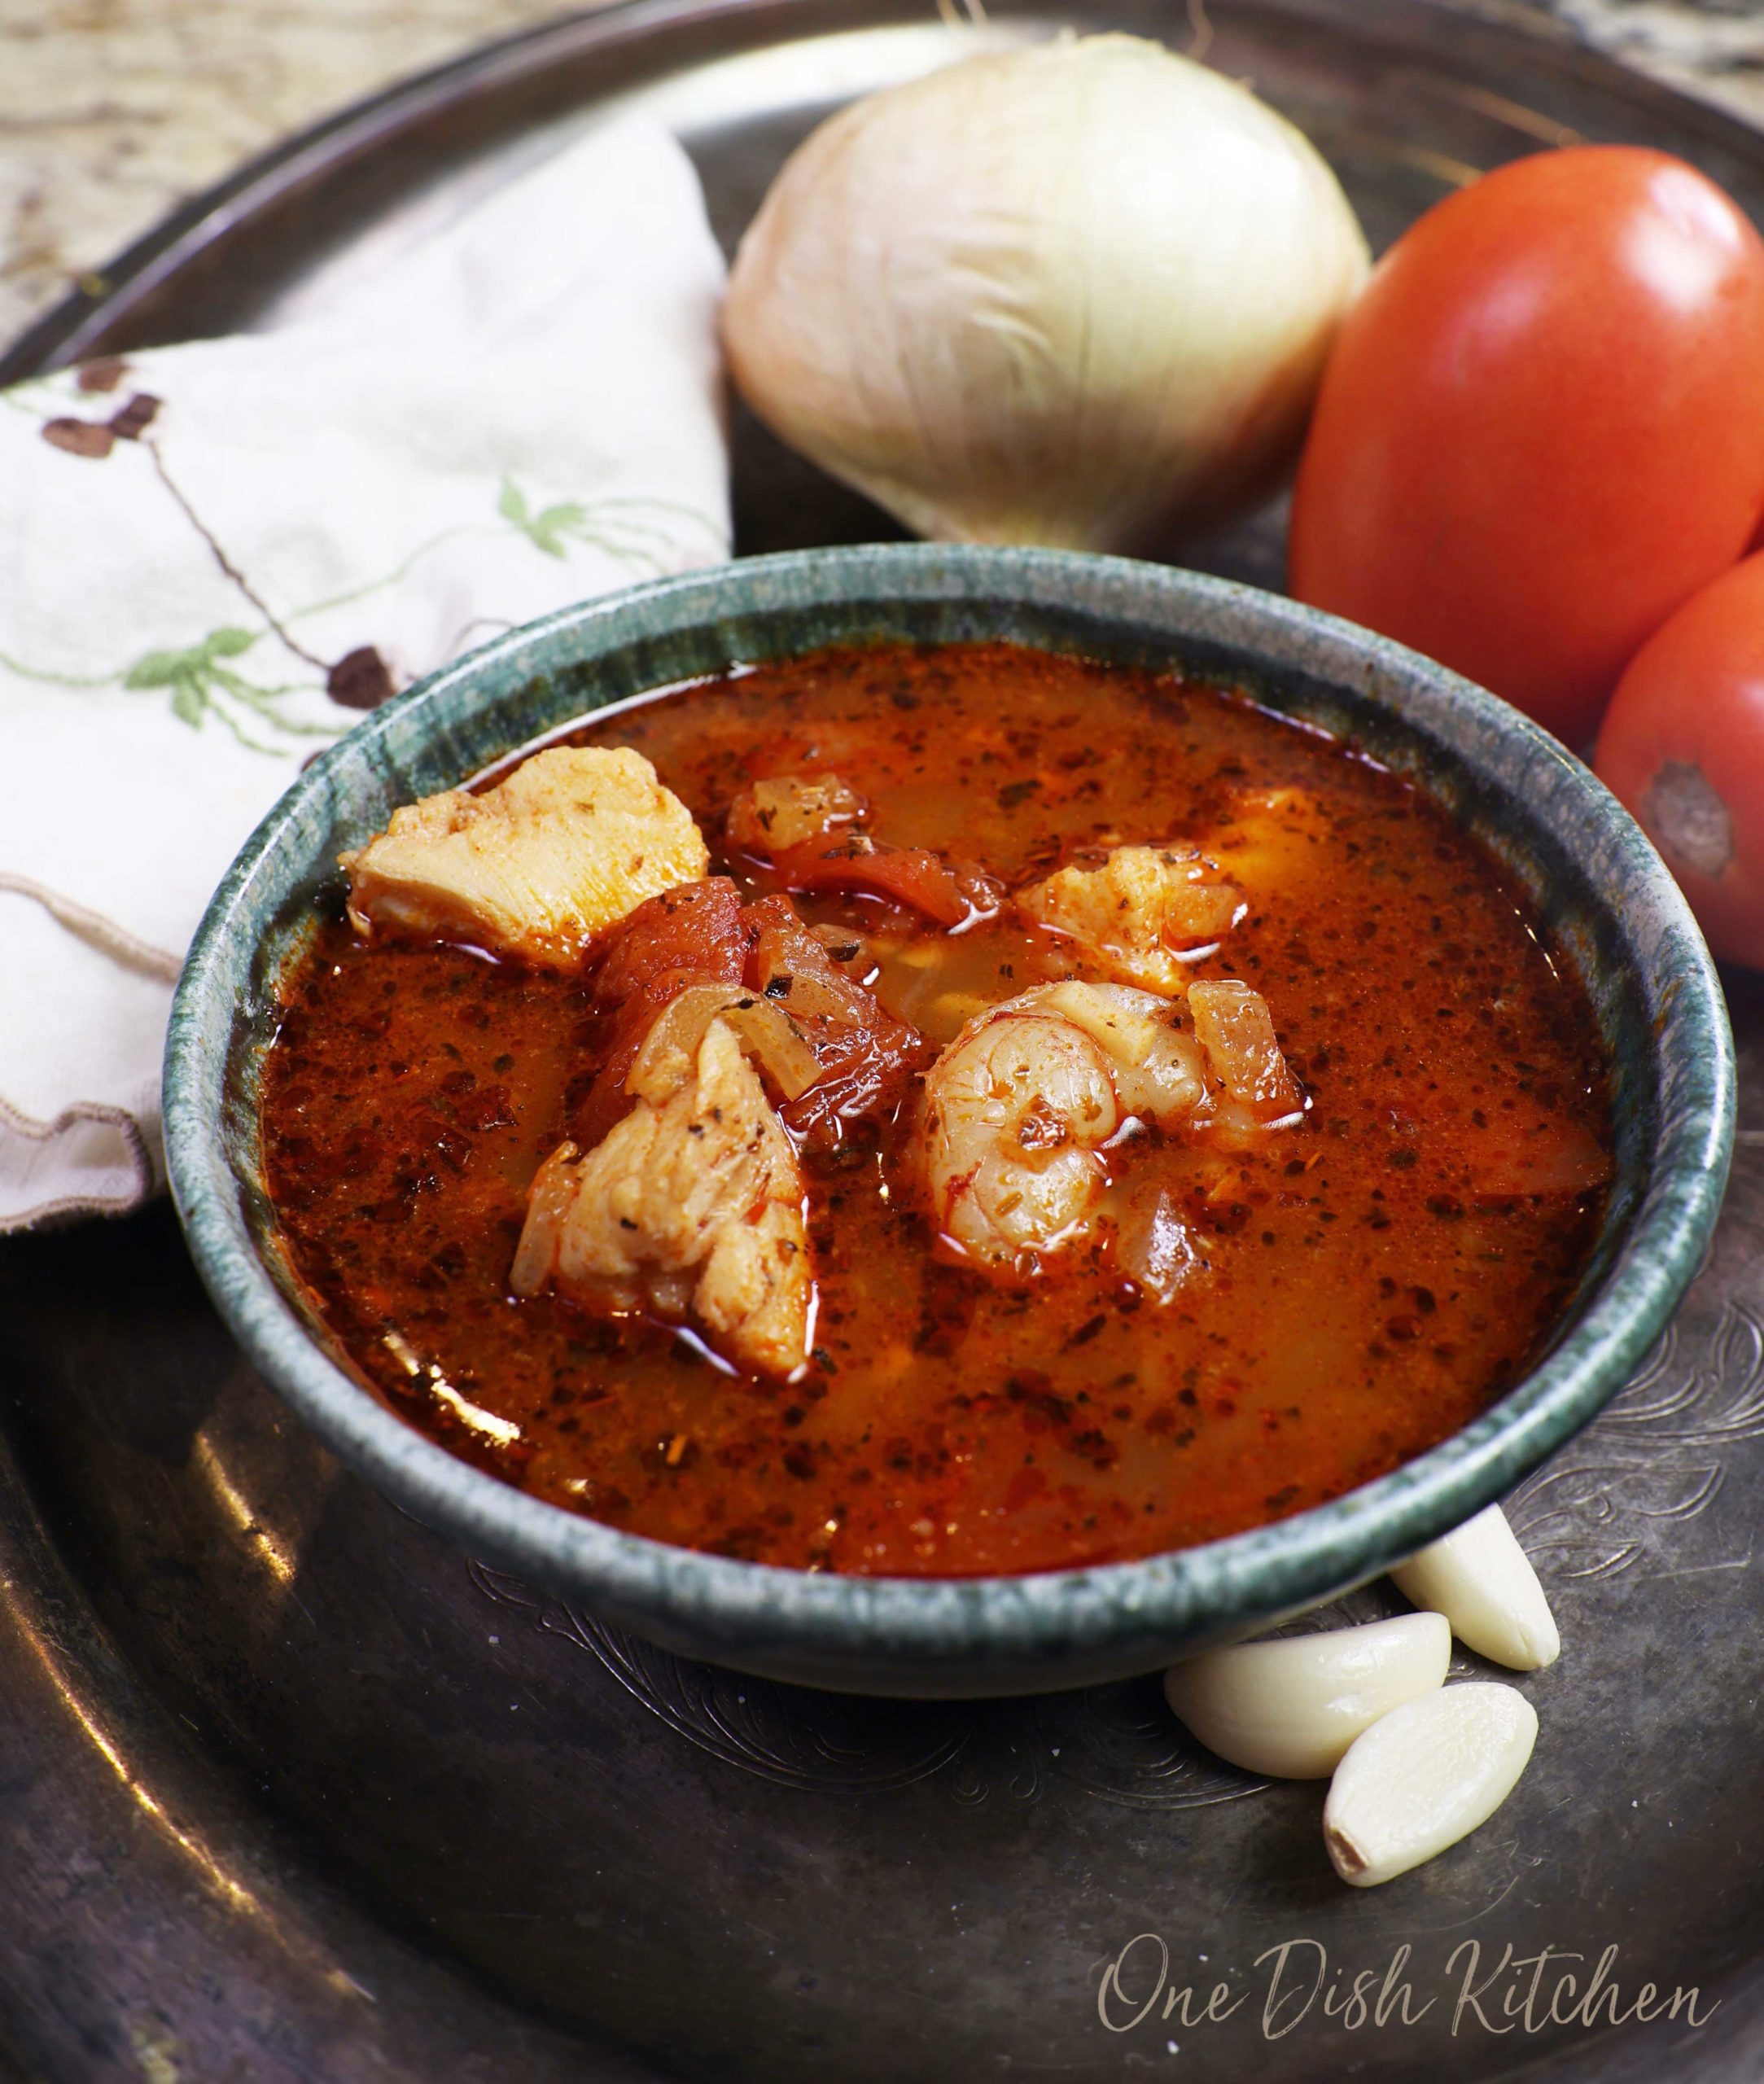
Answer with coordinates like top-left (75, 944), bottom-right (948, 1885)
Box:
top-left (164, 546), bottom-right (1734, 1697)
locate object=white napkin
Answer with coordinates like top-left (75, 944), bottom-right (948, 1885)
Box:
top-left (0, 116), bottom-right (730, 1230)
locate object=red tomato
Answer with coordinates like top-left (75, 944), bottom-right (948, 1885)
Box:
top-left (1289, 147), bottom-right (1764, 746)
top-left (777, 838), bottom-right (975, 925)
top-left (1595, 550), bottom-right (1764, 967)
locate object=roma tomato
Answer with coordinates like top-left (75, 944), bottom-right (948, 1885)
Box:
top-left (1290, 147), bottom-right (1764, 746)
top-left (1595, 551), bottom-right (1764, 968)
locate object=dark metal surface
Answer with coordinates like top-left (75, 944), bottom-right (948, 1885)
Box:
top-left (4, 2), bottom-right (1764, 2077)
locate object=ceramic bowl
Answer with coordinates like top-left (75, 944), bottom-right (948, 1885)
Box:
top-left (164, 545), bottom-right (1734, 1697)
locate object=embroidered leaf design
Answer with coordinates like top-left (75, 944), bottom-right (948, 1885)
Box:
top-left (326, 645), bottom-right (396, 711)
top-left (528, 502), bottom-right (588, 558)
top-left (123, 650), bottom-right (186, 690)
top-left (118, 628), bottom-right (330, 754)
top-left (41, 417), bottom-right (116, 460)
top-left (107, 393), bottom-right (160, 442)
top-left (497, 475), bottom-right (728, 572)
top-left (77, 357), bottom-right (129, 395)
top-left (500, 475), bottom-right (589, 559)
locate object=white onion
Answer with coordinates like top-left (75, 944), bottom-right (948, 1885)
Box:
top-left (724, 34), bottom-right (1369, 551)
top-left (628, 987), bottom-right (822, 1105)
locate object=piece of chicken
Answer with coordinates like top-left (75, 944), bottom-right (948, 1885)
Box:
top-left (1017, 844), bottom-right (1243, 992)
top-left (342, 746), bottom-right (708, 969)
top-left (510, 1017), bottom-right (812, 1378)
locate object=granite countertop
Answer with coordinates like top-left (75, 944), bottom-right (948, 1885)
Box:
top-left (2, 0), bottom-right (1762, 352)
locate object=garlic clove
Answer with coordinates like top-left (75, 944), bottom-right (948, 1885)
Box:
top-left (1163, 1613), bottom-right (1450, 1780)
top-left (1390, 1504), bottom-right (1560, 1670)
top-left (1323, 1683), bottom-right (1538, 1888)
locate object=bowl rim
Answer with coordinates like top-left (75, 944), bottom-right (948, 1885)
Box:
top-left (164, 543), bottom-right (1736, 1690)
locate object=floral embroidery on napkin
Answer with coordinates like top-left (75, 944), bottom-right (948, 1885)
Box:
top-left (11, 383), bottom-right (725, 753)
top-left (0, 113), bottom-right (732, 1229)
top-left (39, 377), bottom-right (160, 459)
top-left (497, 475), bottom-right (723, 573)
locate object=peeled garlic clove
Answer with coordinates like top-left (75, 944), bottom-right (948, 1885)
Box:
top-left (1163, 1613), bottom-right (1449, 1779)
top-left (1324, 1683), bottom-right (1538, 1888)
top-left (1390, 1504), bottom-right (1560, 1670)
top-left (724, 35), bottom-right (1368, 554)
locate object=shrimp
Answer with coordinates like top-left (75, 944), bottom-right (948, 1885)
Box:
top-left (916, 983), bottom-right (1206, 1266)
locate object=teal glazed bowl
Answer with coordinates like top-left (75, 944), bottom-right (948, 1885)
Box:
top-left (164, 546), bottom-right (1734, 1697)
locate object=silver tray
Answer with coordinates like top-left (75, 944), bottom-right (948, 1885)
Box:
top-left (3, 5), bottom-right (1762, 2078)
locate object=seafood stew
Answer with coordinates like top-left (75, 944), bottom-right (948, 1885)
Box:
top-left (260, 640), bottom-right (1613, 1578)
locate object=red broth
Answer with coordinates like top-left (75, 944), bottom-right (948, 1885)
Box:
top-left (260, 642), bottom-right (1611, 1576)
